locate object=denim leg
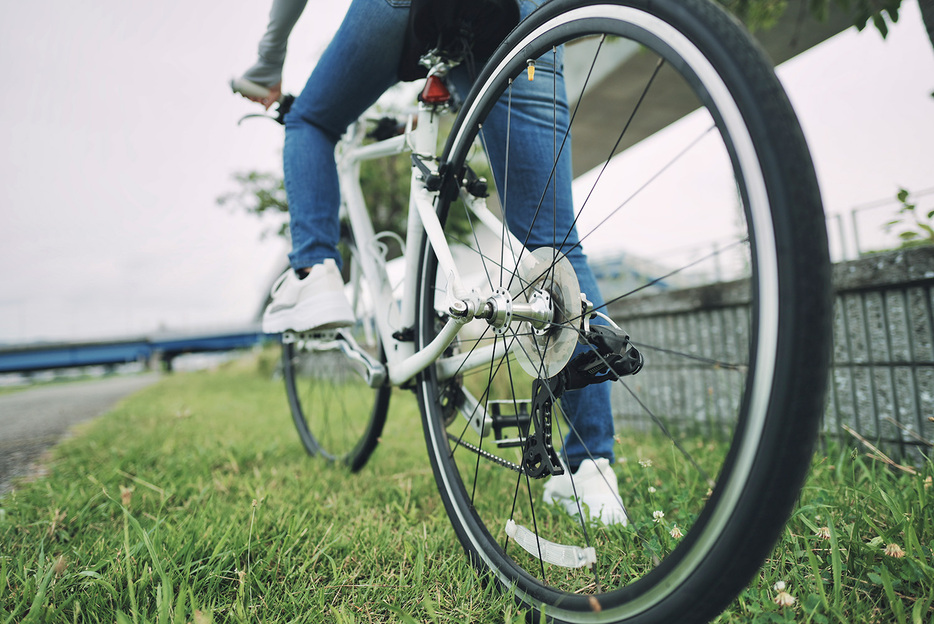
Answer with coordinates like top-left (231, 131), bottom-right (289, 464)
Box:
top-left (283, 0), bottom-right (411, 271)
top-left (452, 12), bottom-right (615, 468)
top-left (285, 0), bottom-right (615, 467)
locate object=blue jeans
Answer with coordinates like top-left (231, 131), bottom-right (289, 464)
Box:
top-left (283, 0), bottom-right (614, 468)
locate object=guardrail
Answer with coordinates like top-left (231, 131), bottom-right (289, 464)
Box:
top-left (606, 246), bottom-right (934, 461)
top-left (0, 327), bottom-right (273, 374)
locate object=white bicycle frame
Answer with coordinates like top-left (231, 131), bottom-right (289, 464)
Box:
top-left (336, 96), bottom-right (520, 388)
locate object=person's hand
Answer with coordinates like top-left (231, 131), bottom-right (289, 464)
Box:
top-left (242, 81), bottom-right (282, 110)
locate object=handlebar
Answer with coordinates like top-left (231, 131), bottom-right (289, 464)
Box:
top-left (230, 77), bottom-right (293, 125)
top-left (230, 77), bottom-right (276, 100)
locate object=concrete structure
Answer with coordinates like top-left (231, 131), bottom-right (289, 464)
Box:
top-left (606, 245), bottom-right (934, 460)
top-left (565, 0), bottom-right (856, 176)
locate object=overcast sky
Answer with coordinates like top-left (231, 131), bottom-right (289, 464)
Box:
top-left (1, 0), bottom-right (932, 345)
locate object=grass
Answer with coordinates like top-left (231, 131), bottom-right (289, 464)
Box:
top-left (1, 350), bottom-right (932, 623)
top-left (721, 450), bottom-right (934, 624)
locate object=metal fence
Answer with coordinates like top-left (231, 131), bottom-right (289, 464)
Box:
top-left (605, 246), bottom-right (934, 460)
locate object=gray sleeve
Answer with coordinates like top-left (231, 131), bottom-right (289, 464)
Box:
top-left (241, 0), bottom-right (309, 86)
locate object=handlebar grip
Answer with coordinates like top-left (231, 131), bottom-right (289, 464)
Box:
top-left (230, 77), bottom-right (275, 99)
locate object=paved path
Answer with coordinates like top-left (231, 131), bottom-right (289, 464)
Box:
top-left (0, 373), bottom-right (161, 495)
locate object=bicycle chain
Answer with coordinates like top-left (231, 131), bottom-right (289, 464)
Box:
top-left (447, 433), bottom-right (524, 474)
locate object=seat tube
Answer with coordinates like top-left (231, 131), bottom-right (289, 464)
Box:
top-left (399, 105), bottom-right (442, 333)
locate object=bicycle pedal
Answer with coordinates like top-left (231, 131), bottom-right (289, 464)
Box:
top-left (562, 325), bottom-right (643, 391)
top-left (489, 400), bottom-right (532, 449)
top-left (282, 329), bottom-right (341, 344)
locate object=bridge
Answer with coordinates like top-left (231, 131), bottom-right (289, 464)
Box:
top-left (0, 326), bottom-right (273, 374)
top-left (566, 0), bottom-right (856, 175)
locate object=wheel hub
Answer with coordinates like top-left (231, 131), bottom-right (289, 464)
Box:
top-left (484, 247), bottom-right (581, 379)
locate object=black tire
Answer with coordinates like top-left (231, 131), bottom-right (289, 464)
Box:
top-left (282, 238), bottom-right (390, 472)
top-left (415, 0), bottom-right (832, 621)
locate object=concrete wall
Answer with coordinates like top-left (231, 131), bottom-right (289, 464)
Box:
top-left (605, 246), bottom-right (934, 459)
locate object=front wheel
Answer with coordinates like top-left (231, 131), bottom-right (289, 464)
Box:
top-left (416, 0), bottom-right (832, 621)
top-left (281, 235), bottom-right (390, 472)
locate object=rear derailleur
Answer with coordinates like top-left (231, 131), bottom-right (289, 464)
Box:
top-left (520, 324), bottom-right (644, 479)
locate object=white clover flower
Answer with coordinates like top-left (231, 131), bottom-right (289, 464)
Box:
top-left (639, 458), bottom-right (653, 468)
top-left (648, 486), bottom-right (657, 494)
top-left (815, 526), bottom-right (831, 540)
top-left (772, 581), bottom-right (795, 607)
top-left (120, 485), bottom-right (133, 507)
top-left (885, 543), bottom-right (906, 558)
top-left (774, 590), bottom-right (796, 607)
top-left (652, 510), bottom-right (665, 523)
top-left (669, 525), bottom-right (683, 539)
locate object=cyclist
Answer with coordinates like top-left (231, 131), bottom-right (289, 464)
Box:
top-left (236, 0), bottom-right (628, 526)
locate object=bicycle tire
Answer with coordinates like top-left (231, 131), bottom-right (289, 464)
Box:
top-left (415, 0), bottom-right (832, 621)
top-left (282, 237), bottom-right (390, 472)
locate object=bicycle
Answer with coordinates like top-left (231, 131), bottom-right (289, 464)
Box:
top-left (233, 0), bottom-right (832, 621)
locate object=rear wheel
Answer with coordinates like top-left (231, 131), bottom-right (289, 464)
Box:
top-left (416, 0), bottom-right (832, 621)
top-left (282, 235), bottom-right (390, 471)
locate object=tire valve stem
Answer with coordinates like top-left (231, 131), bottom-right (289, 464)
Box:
top-left (526, 60), bottom-right (535, 81)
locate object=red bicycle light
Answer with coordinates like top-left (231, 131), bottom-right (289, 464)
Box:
top-left (420, 75), bottom-right (452, 104)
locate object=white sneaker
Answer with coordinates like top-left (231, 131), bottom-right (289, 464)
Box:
top-left (262, 260), bottom-right (355, 333)
top-left (542, 458), bottom-right (629, 526)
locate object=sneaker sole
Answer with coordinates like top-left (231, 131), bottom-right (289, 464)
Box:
top-left (263, 293), bottom-right (354, 333)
